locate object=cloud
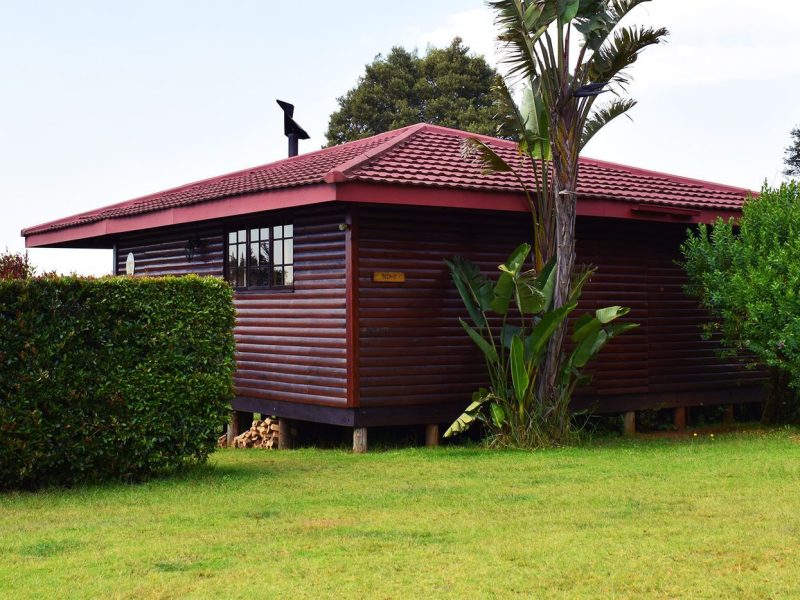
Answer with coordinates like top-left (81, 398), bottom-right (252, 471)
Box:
top-left (407, 1), bottom-right (800, 93)
top-left (403, 7), bottom-right (499, 63)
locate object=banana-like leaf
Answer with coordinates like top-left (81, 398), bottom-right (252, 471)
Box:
top-left (522, 0), bottom-right (558, 30)
top-left (525, 301), bottom-right (578, 360)
top-left (570, 318), bottom-right (639, 370)
top-left (504, 243), bottom-right (531, 275)
top-left (492, 274), bottom-right (515, 316)
top-left (570, 306), bottom-right (633, 363)
top-left (492, 76), bottom-right (544, 157)
top-left (560, 0), bottom-right (581, 22)
top-left (491, 243), bottom-right (532, 315)
top-left (596, 305), bottom-right (630, 324)
top-left (535, 258), bottom-right (557, 311)
top-left (460, 319), bottom-right (499, 363)
top-left (510, 335), bottom-right (530, 402)
top-left (501, 324), bottom-right (522, 349)
top-left (444, 389), bottom-right (491, 438)
top-left (606, 322), bottom-right (640, 338)
top-left (571, 328), bottom-right (608, 368)
top-left (519, 78), bottom-right (552, 160)
top-left (490, 402), bottom-right (507, 428)
top-left (446, 256), bottom-right (493, 328)
top-left (572, 313), bottom-right (602, 343)
top-left (515, 276), bottom-right (546, 314)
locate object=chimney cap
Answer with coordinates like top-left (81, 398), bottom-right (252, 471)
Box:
top-left (276, 99), bottom-right (310, 140)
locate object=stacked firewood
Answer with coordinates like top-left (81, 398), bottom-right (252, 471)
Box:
top-left (218, 418), bottom-right (281, 449)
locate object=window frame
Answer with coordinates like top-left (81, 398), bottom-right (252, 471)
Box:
top-left (223, 217), bottom-right (294, 292)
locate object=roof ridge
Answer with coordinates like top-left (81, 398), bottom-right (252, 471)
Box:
top-left (412, 123), bottom-right (518, 147)
top-left (323, 123), bottom-right (428, 183)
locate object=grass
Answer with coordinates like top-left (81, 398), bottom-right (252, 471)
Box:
top-left (2, 428), bottom-right (800, 599)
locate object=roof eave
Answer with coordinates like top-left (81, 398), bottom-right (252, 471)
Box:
top-left (24, 180), bottom-right (742, 249)
top-left (25, 183), bottom-right (338, 248)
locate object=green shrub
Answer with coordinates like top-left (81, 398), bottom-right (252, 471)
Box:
top-left (0, 275), bottom-right (235, 489)
top-left (682, 181), bottom-right (800, 423)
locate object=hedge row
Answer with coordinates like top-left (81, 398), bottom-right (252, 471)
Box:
top-left (0, 276), bottom-right (235, 489)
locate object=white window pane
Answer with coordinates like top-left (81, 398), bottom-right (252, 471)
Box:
top-left (284, 239), bottom-right (293, 264)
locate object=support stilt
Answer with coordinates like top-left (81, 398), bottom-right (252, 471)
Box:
top-left (278, 418), bottom-right (294, 450)
top-left (225, 410), bottom-right (239, 447)
top-left (723, 404), bottom-right (735, 426)
top-left (353, 427), bottom-right (368, 453)
top-left (425, 424), bottom-right (440, 448)
top-left (624, 411), bottom-right (636, 437)
top-left (674, 407), bottom-right (687, 432)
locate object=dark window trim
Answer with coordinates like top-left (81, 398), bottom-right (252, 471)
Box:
top-left (223, 216), bottom-right (294, 292)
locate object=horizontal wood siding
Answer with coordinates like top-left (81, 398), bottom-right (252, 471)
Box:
top-left (357, 204), bottom-right (762, 410)
top-left (115, 204), bottom-right (348, 407)
top-left (115, 223), bottom-right (224, 277)
top-left (575, 234), bottom-right (649, 396)
top-left (234, 205), bottom-right (348, 406)
top-left (357, 207), bottom-right (516, 407)
top-left (643, 232), bottom-right (765, 393)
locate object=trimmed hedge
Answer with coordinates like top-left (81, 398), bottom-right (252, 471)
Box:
top-left (0, 275), bottom-right (235, 489)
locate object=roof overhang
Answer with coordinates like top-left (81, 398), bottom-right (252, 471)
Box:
top-left (25, 183), bottom-right (339, 248)
top-left (25, 181), bottom-right (740, 249)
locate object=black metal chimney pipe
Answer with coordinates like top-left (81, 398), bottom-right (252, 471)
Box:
top-left (276, 99), bottom-right (310, 157)
top-left (288, 133), bottom-right (299, 158)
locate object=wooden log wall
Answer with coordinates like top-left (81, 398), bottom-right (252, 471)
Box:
top-left (115, 204), bottom-right (349, 408)
top-left (356, 206), bottom-right (516, 408)
top-left (115, 223), bottom-right (224, 277)
top-left (356, 204), bottom-right (764, 410)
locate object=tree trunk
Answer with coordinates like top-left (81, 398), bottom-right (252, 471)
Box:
top-left (537, 140), bottom-right (578, 440)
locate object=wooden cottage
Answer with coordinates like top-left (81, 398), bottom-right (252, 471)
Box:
top-left (22, 124), bottom-right (762, 449)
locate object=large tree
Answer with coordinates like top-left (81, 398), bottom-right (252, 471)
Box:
top-left (325, 38), bottom-right (498, 146)
top-left (464, 0), bottom-right (666, 440)
top-left (784, 126), bottom-right (800, 178)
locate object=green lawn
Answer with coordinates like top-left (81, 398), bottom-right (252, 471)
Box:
top-left (2, 429), bottom-right (800, 599)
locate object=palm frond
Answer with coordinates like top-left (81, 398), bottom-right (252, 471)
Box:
top-left (461, 137), bottom-right (515, 175)
top-left (488, 0), bottom-right (547, 81)
top-left (588, 25), bottom-right (668, 87)
top-left (575, 0), bottom-right (653, 51)
top-left (492, 75), bottom-right (530, 141)
top-left (580, 97), bottom-right (637, 150)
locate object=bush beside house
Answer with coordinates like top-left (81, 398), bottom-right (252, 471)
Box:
top-left (682, 182), bottom-right (800, 423)
top-left (0, 275), bottom-right (235, 489)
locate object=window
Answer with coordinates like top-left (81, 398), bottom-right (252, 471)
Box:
top-left (226, 220), bottom-right (293, 289)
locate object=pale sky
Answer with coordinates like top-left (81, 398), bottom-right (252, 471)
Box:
top-left (2, 0), bottom-right (798, 276)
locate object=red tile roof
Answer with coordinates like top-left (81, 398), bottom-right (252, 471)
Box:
top-left (22, 123), bottom-right (751, 237)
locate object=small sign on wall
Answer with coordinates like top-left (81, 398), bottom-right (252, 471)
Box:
top-left (373, 271), bottom-right (405, 283)
top-left (125, 252), bottom-right (135, 276)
